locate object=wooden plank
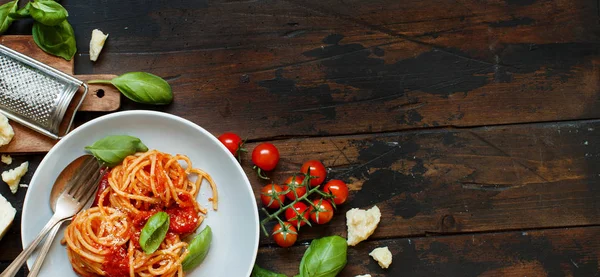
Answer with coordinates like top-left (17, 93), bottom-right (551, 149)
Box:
top-left (256, 226), bottom-right (600, 276)
top-left (54, 0), bottom-right (600, 139)
top-left (239, 119), bottom-right (600, 244)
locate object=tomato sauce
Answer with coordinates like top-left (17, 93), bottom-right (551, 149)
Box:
top-left (166, 206), bottom-right (199, 235)
top-left (103, 246), bottom-right (129, 277)
top-left (92, 172), bottom-right (110, 207)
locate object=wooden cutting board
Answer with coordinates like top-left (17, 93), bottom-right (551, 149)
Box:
top-left (0, 35), bottom-right (121, 153)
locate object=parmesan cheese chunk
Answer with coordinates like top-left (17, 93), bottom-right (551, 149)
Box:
top-left (0, 193), bottom-right (16, 241)
top-left (346, 205), bottom-right (381, 246)
top-left (2, 162), bottom-right (28, 194)
top-left (0, 113), bottom-right (14, 147)
top-left (369, 246), bottom-right (392, 269)
top-left (89, 29), bottom-right (108, 62)
top-left (1, 154), bottom-right (12, 165)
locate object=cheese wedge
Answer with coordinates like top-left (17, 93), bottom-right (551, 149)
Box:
top-left (346, 205), bottom-right (381, 246)
top-left (0, 113), bottom-right (14, 147)
top-left (0, 193), bottom-right (16, 241)
top-left (369, 246), bottom-right (392, 269)
top-left (2, 161), bottom-right (28, 194)
top-left (1, 154), bottom-right (12, 165)
top-left (89, 29), bottom-right (108, 62)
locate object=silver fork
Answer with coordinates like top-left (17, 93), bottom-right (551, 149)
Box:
top-left (0, 156), bottom-right (103, 277)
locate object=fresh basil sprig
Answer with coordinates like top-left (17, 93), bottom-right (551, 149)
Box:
top-left (0, 0), bottom-right (18, 33)
top-left (88, 72), bottom-right (174, 105)
top-left (9, 2), bottom-right (30, 19)
top-left (32, 20), bottom-right (76, 60)
top-left (298, 236), bottom-right (347, 277)
top-left (139, 212), bottom-right (170, 254)
top-left (29, 0), bottom-right (68, 26)
top-left (85, 135), bottom-right (148, 167)
top-left (251, 265), bottom-right (288, 277)
top-left (182, 226), bottom-right (212, 271)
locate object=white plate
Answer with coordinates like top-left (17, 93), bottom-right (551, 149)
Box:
top-left (21, 110), bottom-right (259, 276)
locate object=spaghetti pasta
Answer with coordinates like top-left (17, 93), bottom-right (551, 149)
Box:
top-left (62, 150), bottom-right (217, 277)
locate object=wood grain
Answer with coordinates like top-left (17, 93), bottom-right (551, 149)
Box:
top-left (58, 0), bottom-right (600, 140)
top-left (242, 119), bottom-right (600, 244)
top-left (256, 226), bottom-right (600, 277)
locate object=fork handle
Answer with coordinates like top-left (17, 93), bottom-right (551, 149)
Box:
top-left (0, 215), bottom-right (61, 277)
top-left (27, 218), bottom-right (69, 277)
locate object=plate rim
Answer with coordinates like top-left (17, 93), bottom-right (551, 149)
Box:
top-left (20, 110), bottom-right (259, 276)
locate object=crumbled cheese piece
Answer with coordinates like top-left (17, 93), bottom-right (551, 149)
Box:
top-left (1, 154), bottom-right (11, 165)
top-left (346, 205), bottom-right (381, 246)
top-left (89, 29), bottom-right (108, 61)
top-left (0, 113), bottom-right (14, 147)
top-left (0, 193), bottom-right (16, 241)
top-left (369, 246), bottom-right (392, 269)
top-left (2, 162), bottom-right (28, 194)
top-left (19, 184), bottom-right (28, 188)
top-left (355, 275), bottom-right (372, 277)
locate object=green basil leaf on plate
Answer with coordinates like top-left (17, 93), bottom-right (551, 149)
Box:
top-left (182, 226), bottom-right (212, 271)
top-left (298, 236), bottom-right (347, 277)
top-left (88, 72), bottom-right (173, 105)
top-left (30, 0), bottom-right (68, 26)
top-left (251, 264), bottom-right (288, 277)
top-left (85, 135), bottom-right (147, 167)
top-left (0, 0), bottom-right (19, 34)
top-left (139, 211), bottom-right (170, 254)
top-left (32, 20), bottom-right (76, 60)
top-left (9, 2), bottom-right (31, 19)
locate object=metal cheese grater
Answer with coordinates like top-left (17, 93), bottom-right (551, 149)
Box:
top-left (0, 44), bottom-right (88, 140)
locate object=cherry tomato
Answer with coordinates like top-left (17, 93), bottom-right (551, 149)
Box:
top-left (323, 179), bottom-right (349, 205)
top-left (301, 160), bottom-right (327, 187)
top-left (309, 199), bottom-right (334, 224)
top-left (272, 222), bottom-right (297, 248)
top-left (252, 143), bottom-right (280, 179)
top-left (260, 184), bottom-right (285, 209)
top-left (285, 202), bottom-right (309, 228)
top-left (282, 175), bottom-right (306, 201)
top-left (218, 132), bottom-right (245, 156)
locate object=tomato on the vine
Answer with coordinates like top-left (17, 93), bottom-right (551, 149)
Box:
top-left (260, 184), bottom-right (285, 209)
top-left (301, 160), bottom-right (327, 187)
top-left (272, 222), bottom-right (297, 248)
top-left (285, 202), bottom-right (309, 228)
top-left (323, 179), bottom-right (349, 205)
top-left (309, 199), bottom-right (334, 224)
top-left (217, 132), bottom-right (245, 158)
top-left (252, 143), bottom-right (280, 179)
top-left (282, 175), bottom-right (306, 201)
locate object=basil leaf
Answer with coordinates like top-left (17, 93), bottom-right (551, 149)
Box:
top-left (251, 264), bottom-right (288, 277)
top-left (182, 226), bottom-right (212, 271)
top-left (89, 72), bottom-right (173, 105)
top-left (30, 0), bottom-right (68, 26)
top-left (32, 20), bottom-right (76, 60)
top-left (85, 135), bottom-right (147, 167)
top-left (0, 0), bottom-right (18, 34)
top-left (298, 236), bottom-right (347, 277)
top-left (9, 2), bottom-right (30, 19)
top-left (140, 212), bottom-right (170, 254)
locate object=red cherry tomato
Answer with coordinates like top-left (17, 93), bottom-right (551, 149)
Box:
top-left (301, 160), bottom-right (327, 187)
top-left (323, 179), bottom-right (349, 205)
top-left (285, 202), bottom-right (309, 228)
top-left (282, 175), bottom-right (306, 201)
top-left (252, 143), bottom-right (280, 173)
top-left (218, 132), bottom-right (244, 156)
top-left (272, 222), bottom-right (297, 248)
top-left (309, 199), bottom-right (334, 224)
top-left (260, 184), bottom-right (285, 209)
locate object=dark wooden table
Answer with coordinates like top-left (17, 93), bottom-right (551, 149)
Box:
top-left (2, 0), bottom-right (600, 276)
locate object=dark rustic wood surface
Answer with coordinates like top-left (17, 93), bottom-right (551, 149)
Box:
top-left (1, 0), bottom-right (600, 276)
